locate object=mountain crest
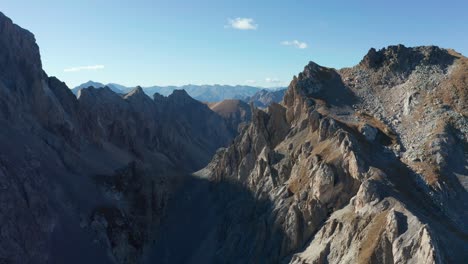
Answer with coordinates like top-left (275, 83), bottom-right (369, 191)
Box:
top-left (167, 89), bottom-right (195, 105)
top-left (82, 80), bottom-right (105, 88)
top-left (170, 89), bottom-right (190, 97)
top-left (359, 44), bottom-right (455, 71)
top-left (284, 60), bottom-right (354, 123)
top-left (76, 85), bottom-right (118, 101)
top-left (123, 86), bottom-right (147, 99)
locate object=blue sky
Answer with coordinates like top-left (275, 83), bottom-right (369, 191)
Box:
top-left (2, 0), bottom-right (467, 88)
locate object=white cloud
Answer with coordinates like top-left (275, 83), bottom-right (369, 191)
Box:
top-left (64, 65), bottom-right (105, 72)
top-left (226, 18), bottom-right (258, 30)
top-left (265, 77), bottom-right (281, 84)
top-left (245, 80), bottom-right (257, 84)
top-left (281, 40), bottom-right (308, 49)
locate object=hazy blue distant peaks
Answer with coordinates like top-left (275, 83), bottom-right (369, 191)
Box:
top-left (71, 81), bottom-right (127, 95)
top-left (107, 83), bottom-right (132, 93)
top-left (72, 81), bottom-right (285, 102)
top-left (74, 80), bottom-right (105, 89)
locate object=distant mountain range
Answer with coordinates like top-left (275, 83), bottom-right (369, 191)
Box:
top-left (72, 81), bottom-right (128, 94)
top-left (72, 81), bottom-right (285, 102)
top-left (241, 88), bottom-right (286, 108)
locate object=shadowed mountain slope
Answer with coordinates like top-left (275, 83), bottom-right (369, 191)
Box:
top-left (0, 12), bottom-right (236, 264)
top-left (208, 99), bottom-right (252, 133)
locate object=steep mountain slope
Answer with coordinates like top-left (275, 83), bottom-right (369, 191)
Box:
top-left (152, 90), bottom-right (235, 169)
top-left (208, 99), bottom-right (252, 133)
top-left (0, 12), bottom-right (235, 264)
top-left (108, 83), bottom-right (133, 93)
top-left (193, 46), bottom-right (468, 263)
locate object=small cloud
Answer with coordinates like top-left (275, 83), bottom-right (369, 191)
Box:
top-left (265, 77), bottom-right (281, 84)
top-left (245, 80), bottom-right (257, 84)
top-left (64, 65), bottom-right (105, 72)
top-left (226, 18), bottom-right (258, 30)
top-left (281, 40), bottom-right (308, 49)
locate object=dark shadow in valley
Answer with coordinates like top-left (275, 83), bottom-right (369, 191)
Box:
top-left (49, 212), bottom-right (114, 264)
top-left (142, 175), bottom-right (287, 264)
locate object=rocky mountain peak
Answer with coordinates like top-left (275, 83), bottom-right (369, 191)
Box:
top-left (76, 85), bottom-right (116, 100)
top-left (283, 61), bottom-right (354, 123)
top-left (296, 62), bottom-right (337, 94)
top-left (0, 11), bottom-right (42, 98)
top-left (152, 92), bottom-right (165, 102)
top-left (301, 61), bottom-right (323, 75)
top-left (169, 88), bottom-right (190, 98)
top-left (0, 11), bottom-right (75, 135)
top-left (123, 86), bottom-right (148, 100)
top-left (134, 85), bottom-right (144, 92)
top-left (151, 90), bottom-right (197, 108)
top-left (0, 11), bottom-right (42, 72)
top-left (82, 80), bottom-right (105, 88)
top-left (359, 44), bottom-right (455, 72)
top-left (197, 44), bottom-right (467, 264)
top-left (167, 89), bottom-right (197, 106)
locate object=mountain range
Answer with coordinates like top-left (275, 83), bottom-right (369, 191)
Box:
top-left (72, 81), bottom-right (285, 103)
top-left (241, 88), bottom-right (287, 108)
top-left (0, 11), bottom-right (467, 264)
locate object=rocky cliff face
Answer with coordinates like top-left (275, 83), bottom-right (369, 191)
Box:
top-left (0, 12), bottom-right (235, 264)
top-left (76, 86), bottom-right (234, 171)
top-left (196, 46), bottom-right (467, 263)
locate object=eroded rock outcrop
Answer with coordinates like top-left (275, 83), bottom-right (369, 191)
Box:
top-left (196, 45), bottom-right (467, 263)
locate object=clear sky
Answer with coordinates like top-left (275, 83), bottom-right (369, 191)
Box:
top-left (2, 0), bottom-right (467, 88)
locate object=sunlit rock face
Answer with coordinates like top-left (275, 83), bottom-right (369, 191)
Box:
top-left (198, 45), bottom-right (467, 263)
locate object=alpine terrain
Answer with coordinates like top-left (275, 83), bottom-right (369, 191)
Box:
top-left (0, 11), bottom-right (467, 264)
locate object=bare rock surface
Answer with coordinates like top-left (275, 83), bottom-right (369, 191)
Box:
top-left (194, 45), bottom-right (467, 263)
